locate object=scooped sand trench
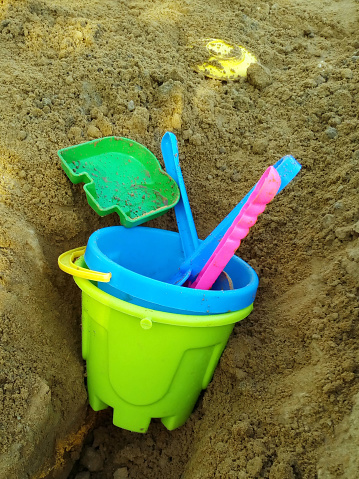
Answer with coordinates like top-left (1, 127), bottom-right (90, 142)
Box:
top-left (0, 0), bottom-right (359, 478)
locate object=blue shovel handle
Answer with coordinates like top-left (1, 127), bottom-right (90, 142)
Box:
top-left (172, 155), bottom-right (301, 285)
top-left (161, 132), bottom-right (199, 258)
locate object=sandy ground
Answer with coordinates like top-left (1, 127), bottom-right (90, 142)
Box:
top-left (0, 0), bottom-right (359, 478)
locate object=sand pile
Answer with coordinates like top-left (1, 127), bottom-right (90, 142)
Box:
top-left (0, 0), bottom-right (358, 477)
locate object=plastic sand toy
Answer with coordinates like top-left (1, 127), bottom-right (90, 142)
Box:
top-left (195, 39), bottom-right (257, 80)
top-left (191, 166), bottom-right (280, 290)
top-left (71, 255), bottom-right (254, 433)
top-left (58, 136), bottom-right (180, 227)
top-left (59, 226), bottom-right (259, 315)
top-left (168, 155), bottom-right (301, 286)
top-left (161, 132), bottom-right (199, 258)
top-left (57, 132), bottom-right (301, 433)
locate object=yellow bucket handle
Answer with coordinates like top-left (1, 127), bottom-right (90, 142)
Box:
top-left (58, 247), bottom-right (111, 283)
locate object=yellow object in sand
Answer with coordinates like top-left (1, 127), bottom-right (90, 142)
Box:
top-left (195, 39), bottom-right (257, 80)
top-left (58, 246), bottom-right (111, 282)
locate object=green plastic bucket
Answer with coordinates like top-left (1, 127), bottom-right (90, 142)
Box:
top-left (74, 257), bottom-right (253, 433)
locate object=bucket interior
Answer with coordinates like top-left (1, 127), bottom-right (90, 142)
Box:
top-left (93, 226), bottom-right (253, 290)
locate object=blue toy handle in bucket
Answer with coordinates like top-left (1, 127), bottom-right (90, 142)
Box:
top-left (169, 155), bottom-right (301, 285)
top-left (161, 132), bottom-right (199, 258)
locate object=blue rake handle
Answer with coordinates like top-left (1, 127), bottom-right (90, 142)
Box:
top-left (169, 155), bottom-right (302, 285)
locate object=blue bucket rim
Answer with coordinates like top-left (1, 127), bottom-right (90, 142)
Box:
top-left (84, 226), bottom-right (259, 315)
top-left (74, 259), bottom-right (253, 327)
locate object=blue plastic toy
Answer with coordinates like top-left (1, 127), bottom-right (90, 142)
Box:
top-left (168, 155), bottom-right (301, 285)
top-left (84, 226), bottom-right (259, 315)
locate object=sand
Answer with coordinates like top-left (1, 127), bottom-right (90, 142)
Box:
top-left (0, 0), bottom-right (358, 477)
